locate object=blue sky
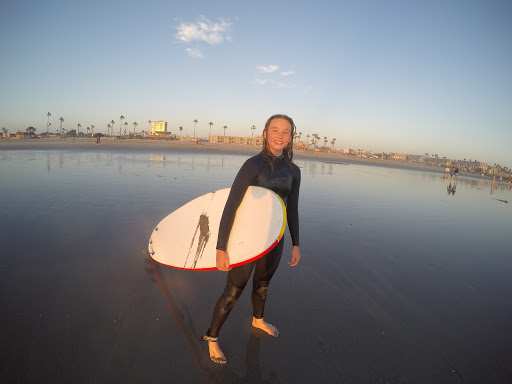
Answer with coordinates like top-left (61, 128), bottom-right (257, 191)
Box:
top-left (1, 0), bottom-right (511, 167)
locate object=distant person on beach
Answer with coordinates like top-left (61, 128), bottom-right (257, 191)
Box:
top-left (203, 114), bottom-right (301, 364)
top-left (96, 136), bottom-right (100, 145)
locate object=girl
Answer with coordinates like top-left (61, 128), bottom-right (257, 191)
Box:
top-left (203, 114), bottom-right (301, 364)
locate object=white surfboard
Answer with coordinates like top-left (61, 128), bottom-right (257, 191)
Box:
top-left (148, 186), bottom-right (287, 270)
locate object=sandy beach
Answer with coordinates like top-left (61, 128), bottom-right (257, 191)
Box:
top-left (0, 138), bottom-right (446, 174)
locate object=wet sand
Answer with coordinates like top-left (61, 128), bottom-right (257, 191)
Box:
top-left (1, 141), bottom-right (510, 383)
top-left (0, 138), bottom-right (445, 174)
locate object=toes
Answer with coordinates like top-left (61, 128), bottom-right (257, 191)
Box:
top-left (267, 324), bottom-right (279, 337)
top-left (209, 350), bottom-right (227, 364)
top-left (210, 355), bottom-right (227, 364)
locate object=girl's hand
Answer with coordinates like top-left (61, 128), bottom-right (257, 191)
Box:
top-left (216, 249), bottom-right (231, 271)
top-left (288, 246), bottom-right (301, 266)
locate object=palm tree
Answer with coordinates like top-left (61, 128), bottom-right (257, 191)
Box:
top-left (124, 121), bottom-right (128, 137)
top-left (2, 127), bottom-right (8, 138)
top-left (110, 120), bottom-right (115, 136)
top-left (223, 125), bottom-right (227, 137)
top-left (306, 134), bottom-right (310, 147)
top-left (59, 117), bottom-right (64, 136)
top-left (77, 123), bottom-right (81, 136)
top-left (119, 115), bottom-right (125, 137)
top-left (133, 121), bottom-right (138, 135)
top-left (87, 126), bottom-right (90, 136)
top-left (91, 125), bottom-right (95, 136)
top-left (251, 125), bottom-right (256, 137)
top-left (46, 112), bottom-right (51, 135)
top-left (331, 138), bottom-right (336, 149)
top-left (107, 123), bottom-right (112, 136)
top-left (208, 121), bottom-right (213, 141)
top-left (148, 120), bottom-right (151, 135)
top-left (323, 136), bottom-right (328, 147)
top-left (179, 126), bottom-right (183, 138)
top-left (193, 119), bottom-right (198, 139)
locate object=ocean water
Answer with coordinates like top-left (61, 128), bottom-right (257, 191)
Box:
top-left (1, 149), bottom-right (511, 383)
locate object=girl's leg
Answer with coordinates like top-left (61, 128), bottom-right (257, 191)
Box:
top-left (204, 262), bottom-right (255, 363)
top-left (251, 240), bottom-right (284, 336)
top-left (206, 281), bottom-right (244, 337)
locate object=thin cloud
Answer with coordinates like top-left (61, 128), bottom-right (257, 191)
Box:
top-left (258, 65), bottom-right (279, 73)
top-left (255, 78), bottom-right (296, 88)
top-left (176, 16), bottom-right (232, 45)
top-left (255, 65), bottom-right (297, 88)
top-left (186, 48), bottom-right (205, 59)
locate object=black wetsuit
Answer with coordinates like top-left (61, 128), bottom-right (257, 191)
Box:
top-left (206, 152), bottom-right (300, 338)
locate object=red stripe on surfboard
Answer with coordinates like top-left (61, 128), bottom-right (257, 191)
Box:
top-left (151, 236), bottom-right (283, 271)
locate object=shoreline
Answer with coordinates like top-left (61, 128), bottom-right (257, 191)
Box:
top-left (0, 138), bottom-right (480, 177)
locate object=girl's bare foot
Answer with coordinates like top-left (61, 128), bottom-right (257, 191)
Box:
top-left (252, 317), bottom-right (279, 337)
top-left (207, 340), bottom-right (227, 364)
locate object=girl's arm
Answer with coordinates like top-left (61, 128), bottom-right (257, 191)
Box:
top-left (287, 166), bottom-right (301, 247)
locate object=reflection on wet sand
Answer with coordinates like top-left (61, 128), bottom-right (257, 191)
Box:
top-left (439, 171), bottom-right (512, 199)
top-left (446, 174), bottom-right (457, 196)
top-left (146, 256), bottom-right (272, 383)
top-left (2, 150), bottom-right (511, 383)
top-left (149, 155), bottom-right (166, 168)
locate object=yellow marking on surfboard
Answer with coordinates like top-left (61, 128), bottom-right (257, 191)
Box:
top-left (278, 196), bottom-right (286, 239)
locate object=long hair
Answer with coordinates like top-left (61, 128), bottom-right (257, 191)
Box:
top-left (261, 114), bottom-right (296, 171)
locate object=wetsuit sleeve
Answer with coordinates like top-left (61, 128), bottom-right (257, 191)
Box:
top-left (216, 157), bottom-right (263, 251)
top-left (287, 165), bottom-right (301, 246)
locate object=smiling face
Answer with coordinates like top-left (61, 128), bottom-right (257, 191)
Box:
top-left (263, 118), bottom-right (292, 156)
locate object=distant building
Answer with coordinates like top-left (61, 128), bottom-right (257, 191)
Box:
top-left (210, 134), bottom-right (263, 146)
top-left (151, 121), bottom-right (168, 136)
top-left (15, 132), bottom-right (29, 139)
top-left (407, 154), bottom-right (427, 163)
top-left (390, 153), bottom-right (407, 161)
top-left (294, 140), bottom-right (307, 150)
top-left (180, 135), bottom-right (198, 142)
